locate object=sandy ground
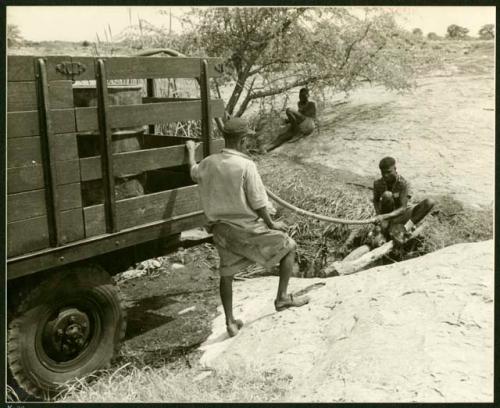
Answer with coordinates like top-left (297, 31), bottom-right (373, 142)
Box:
top-left (199, 240), bottom-right (493, 402)
top-left (272, 58), bottom-right (494, 210)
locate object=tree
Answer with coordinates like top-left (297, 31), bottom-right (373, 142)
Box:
top-left (427, 32), bottom-right (440, 40)
top-left (412, 28), bottom-right (423, 37)
top-left (446, 24), bottom-right (469, 40)
top-left (185, 7), bottom-right (420, 117)
top-left (7, 24), bottom-right (24, 47)
top-left (478, 24), bottom-right (494, 40)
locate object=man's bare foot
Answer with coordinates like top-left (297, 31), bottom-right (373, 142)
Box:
top-left (274, 294), bottom-right (310, 312)
top-left (226, 319), bottom-right (244, 337)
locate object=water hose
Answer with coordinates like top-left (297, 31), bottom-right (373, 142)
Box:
top-left (266, 189), bottom-right (394, 225)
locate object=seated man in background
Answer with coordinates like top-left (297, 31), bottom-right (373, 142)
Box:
top-left (372, 156), bottom-right (435, 246)
top-left (186, 117), bottom-right (309, 338)
top-left (285, 87), bottom-right (317, 136)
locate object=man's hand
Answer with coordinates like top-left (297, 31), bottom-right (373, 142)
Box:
top-left (271, 220), bottom-right (288, 232)
top-left (185, 140), bottom-right (200, 152)
top-left (373, 214), bottom-right (386, 225)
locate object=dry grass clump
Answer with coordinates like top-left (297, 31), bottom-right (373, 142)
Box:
top-left (56, 363), bottom-right (291, 403)
top-left (417, 196), bottom-right (493, 255)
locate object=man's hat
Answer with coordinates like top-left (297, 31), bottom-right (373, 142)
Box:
top-left (221, 117), bottom-right (256, 137)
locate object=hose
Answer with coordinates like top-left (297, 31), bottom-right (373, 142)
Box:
top-left (266, 188), bottom-right (394, 225)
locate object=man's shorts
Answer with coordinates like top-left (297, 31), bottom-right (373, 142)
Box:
top-left (211, 221), bottom-right (296, 277)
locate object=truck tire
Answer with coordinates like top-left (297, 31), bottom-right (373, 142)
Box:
top-left (7, 264), bottom-right (126, 399)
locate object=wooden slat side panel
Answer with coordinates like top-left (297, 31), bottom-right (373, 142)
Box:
top-left (8, 56), bottom-right (73, 81)
top-left (7, 208), bottom-right (84, 257)
top-left (8, 160), bottom-right (80, 193)
top-left (8, 80), bottom-right (74, 112)
top-left (83, 187), bottom-right (202, 237)
top-left (7, 56), bottom-right (34, 81)
top-left (83, 205), bottom-right (106, 238)
top-left (75, 99), bottom-right (225, 132)
top-left (7, 136), bottom-right (42, 168)
top-left (8, 213), bottom-right (208, 278)
top-left (8, 134), bottom-right (79, 168)
top-left (8, 189), bottom-right (47, 221)
top-left (7, 109), bottom-right (75, 138)
top-left (60, 208), bottom-right (85, 244)
top-left (71, 57), bottom-right (223, 81)
top-left (115, 185), bottom-right (202, 230)
top-left (8, 217), bottom-right (49, 257)
top-left (7, 183), bottom-right (82, 223)
top-left (79, 139), bottom-right (224, 181)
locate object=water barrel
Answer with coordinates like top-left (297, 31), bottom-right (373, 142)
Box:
top-left (73, 84), bottom-right (146, 206)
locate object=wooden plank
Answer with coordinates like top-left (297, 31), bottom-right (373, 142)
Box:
top-left (8, 217), bottom-right (49, 257)
top-left (96, 58), bottom-right (117, 233)
top-left (79, 139), bottom-right (225, 181)
top-left (71, 56), bottom-right (223, 81)
top-left (83, 205), bottom-right (106, 237)
top-left (7, 208), bottom-right (84, 257)
top-left (75, 99), bottom-right (225, 132)
top-left (7, 136), bottom-right (42, 168)
top-left (7, 109), bottom-right (75, 138)
top-left (200, 60), bottom-right (212, 157)
top-left (8, 134), bottom-right (78, 168)
top-left (8, 160), bottom-right (80, 193)
top-left (142, 97), bottom-right (200, 103)
top-left (7, 56), bottom-right (35, 82)
top-left (84, 186), bottom-right (202, 236)
top-left (7, 184), bottom-right (83, 223)
top-left (8, 56), bottom-right (73, 81)
top-left (8, 80), bottom-right (74, 112)
top-left (8, 212), bottom-right (208, 279)
top-left (115, 185), bottom-right (201, 230)
top-left (59, 208), bottom-right (85, 244)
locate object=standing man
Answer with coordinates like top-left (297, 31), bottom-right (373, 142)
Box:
top-left (373, 156), bottom-right (435, 245)
top-left (186, 117), bottom-right (309, 337)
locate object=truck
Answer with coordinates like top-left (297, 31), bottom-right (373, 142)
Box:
top-left (6, 51), bottom-right (226, 398)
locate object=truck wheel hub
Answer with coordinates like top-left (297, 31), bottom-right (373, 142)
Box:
top-left (44, 308), bottom-right (91, 360)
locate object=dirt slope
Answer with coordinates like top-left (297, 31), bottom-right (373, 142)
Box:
top-left (199, 240), bottom-right (493, 402)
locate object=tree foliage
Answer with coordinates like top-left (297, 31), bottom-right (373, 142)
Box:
top-left (412, 28), bottom-right (423, 37)
top-left (184, 7), bottom-right (421, 117)
top-left (427, 32), bottom-right (440, 40)
top-left (446, 24), bottom-right (469, 40)
top-left (478, 24), bottom-right (494, 40)
top-left (7, 24), bottom-right (24, 47)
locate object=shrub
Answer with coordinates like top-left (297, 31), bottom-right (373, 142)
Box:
top-left (478, 24), bottom-right (494, 40)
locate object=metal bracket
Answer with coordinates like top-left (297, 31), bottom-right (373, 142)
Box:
top-left (55, 61), bottom-right (87, 79)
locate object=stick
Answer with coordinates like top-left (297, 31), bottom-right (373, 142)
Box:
top-left (325, 224), bottom-right (426, 276)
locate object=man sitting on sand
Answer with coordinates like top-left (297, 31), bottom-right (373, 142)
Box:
top-left (266, 88), bottom-right (317, 152)
top-left (186, 117), bottom-right (310, 337)
top-left (372, 156), bottom-right (435, 246)
top-left (285, 87), bottom-right (317, 136)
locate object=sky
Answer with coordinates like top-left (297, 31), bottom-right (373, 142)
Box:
top-left (7, 6), bottom-right (495, 43)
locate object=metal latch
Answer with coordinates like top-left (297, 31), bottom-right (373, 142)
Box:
top-left (55, 61), bottom-right (87, 79)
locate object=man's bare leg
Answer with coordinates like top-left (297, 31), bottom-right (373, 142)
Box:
top-left (275, 243), bottom-right (310, 310)
top-left (276, 246), bottom-right (295, 301)
top-left (285, 108), bottom-right (306, 127)
top-left (220, 276), bottom-right (243, 336)
top-left (409, 198), bottom-right (436, 225)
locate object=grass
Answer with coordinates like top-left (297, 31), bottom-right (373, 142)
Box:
top-left (56, 362), bottom-right (292, 403)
